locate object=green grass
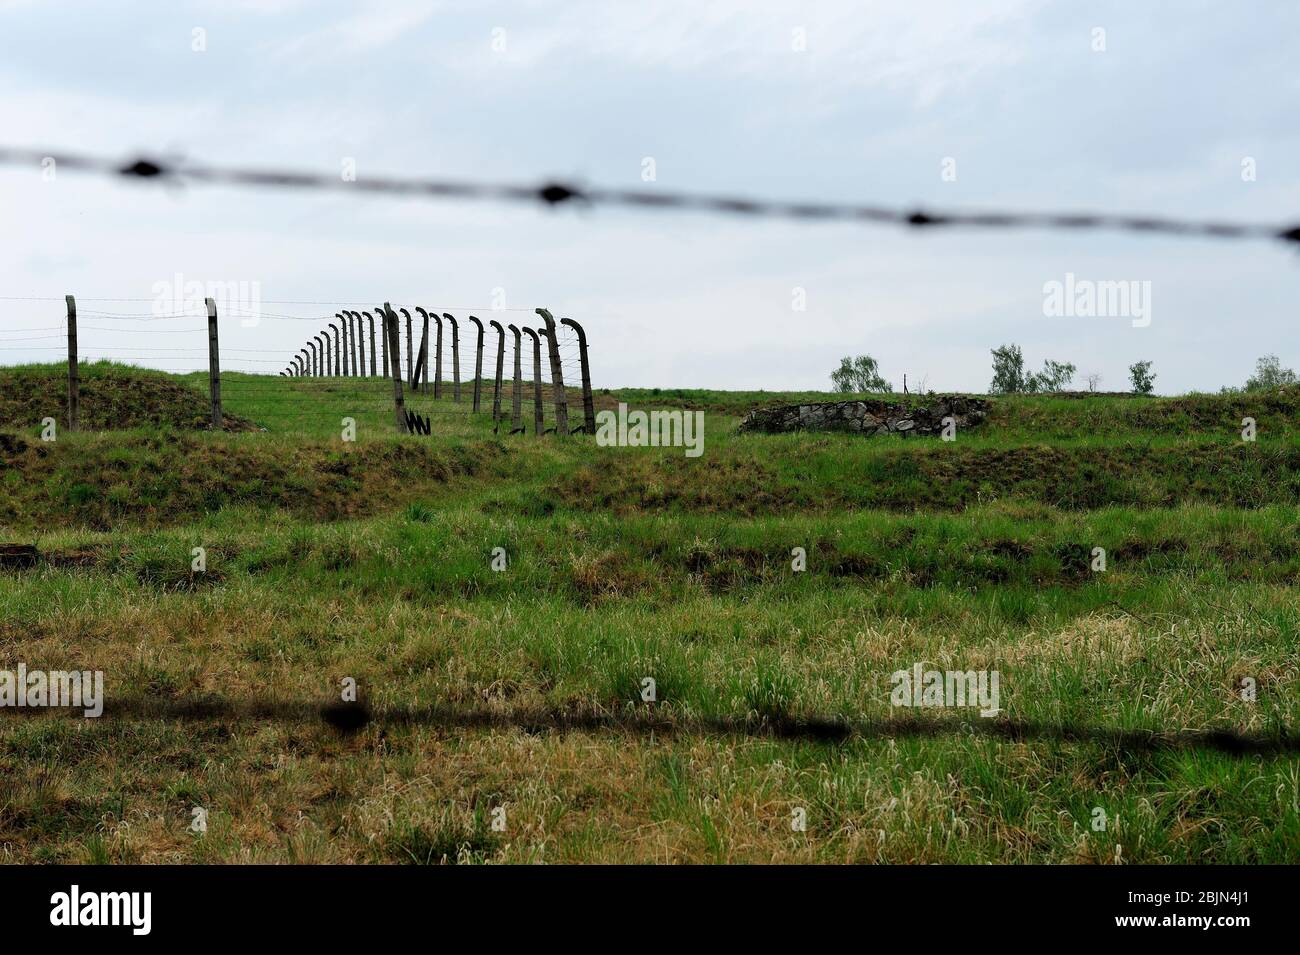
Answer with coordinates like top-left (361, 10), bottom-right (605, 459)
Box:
top-left (0, 363), bottom-right (1297, 863)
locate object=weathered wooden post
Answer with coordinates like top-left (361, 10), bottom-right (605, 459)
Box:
top-left (560, 317), bottom-right (595, 434)
top-left (445, 314), bottom-right (461, 401)
top-left (523, 328), bottom-right (544, 436)
top-left (205, 297), bottom-right (222, 429)
top-left (433, 313), bottom-right (444, 398)
top-left (508, 324), bottom-right (523, 432)
top-left (468, 316), bottom-right (485, 413)
top-left (535, 308), bottom-right (569, 435)
top-left (65, 294), bottom-right (78, 431)
top-left (384, 303), bottom-right (407, 433)
top-left (489, 319), bottom-right (505, 423)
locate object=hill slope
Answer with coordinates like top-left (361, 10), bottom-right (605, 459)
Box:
top-left (0, 364), bottom-right (1296, 863)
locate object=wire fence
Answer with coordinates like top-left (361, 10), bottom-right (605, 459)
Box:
top-left (0, 297), bottom-right (596, 437)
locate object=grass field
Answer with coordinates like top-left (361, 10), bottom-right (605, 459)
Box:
top-left (1, 362), bottom-right (1297, 863)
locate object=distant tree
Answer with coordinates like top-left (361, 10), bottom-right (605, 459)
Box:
top-left (1129, 360), bottom-right (1156, 395)
top-left (830, 355), bottom-right (891, 394)
top-left (1028, 360), bottom-right (1076, 393)
top-left (1245, 354), bottom-right (1297, 391)
top-left (1084, 373), bottom-right (1103, 392)
top-left (989, 344), bottom-right (1028, 394)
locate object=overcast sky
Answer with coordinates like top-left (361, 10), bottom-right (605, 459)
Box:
top-left (1, 0), bottom-right (1297, 393)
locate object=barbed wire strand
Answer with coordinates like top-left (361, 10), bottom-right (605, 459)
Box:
top-left (1, 145), bottom-right (1295, 243)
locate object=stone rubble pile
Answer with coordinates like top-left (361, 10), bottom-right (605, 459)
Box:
top-left (738, 396), bottom-right (989, 436)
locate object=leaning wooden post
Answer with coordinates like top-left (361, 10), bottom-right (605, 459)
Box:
top-left (384, 303), bottom-right (407, 433)
top-left (535, 308), bottom-right (569, 435)
top-left (432, 313), bottom-right (444, 398)
top-left (508, 324), bottom-right (523, 430)
top-left (489, 319), bottom-right (505, 423)
top-left (523, 328), bottom-right (544, 436)
top-left (561, 317), bottom-right (596, 434)
top-left (468, 316), bottom-right (485, 413)
top-left (65, 294), bottom-right (79, 431)
top-left (205, 297), bottom-right (222, 429)
top-left (445, 314), bottom-right (461, 401)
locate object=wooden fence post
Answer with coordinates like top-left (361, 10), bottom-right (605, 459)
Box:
top-left (205, 297), bottom-right (222, 429)
top-left (468, 317), bottom-right (484, 413)
top-left (65, 294), bottom-right (78, 431)
top-left (489, 320), bottom-right (505, 423)
top-left (535, 308), bottom-right (569, 435)
top-left (385, 303), bottom-right (407, 433)
top-left (445, 314), bottom-right (461, 401)
top-left (560, 317), bottom-right (596, 434)
top-left (523, 327), bottom-right (544, 436)
top-left (508, 324), bottom-right (523, 431)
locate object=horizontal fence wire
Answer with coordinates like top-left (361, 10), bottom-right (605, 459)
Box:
top-left (1, 145), bottom-right (1296, 243)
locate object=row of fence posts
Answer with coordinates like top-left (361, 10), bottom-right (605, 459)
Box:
top-left (281, 304), bottom-right (595, 437)
top-left (57, 295), bottom-right (594, 437)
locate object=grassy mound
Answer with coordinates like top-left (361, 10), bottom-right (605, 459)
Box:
top-left (0, 363), bottom-right (257, 432)
top-left (2, 370), bottom-right (1298, 863)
